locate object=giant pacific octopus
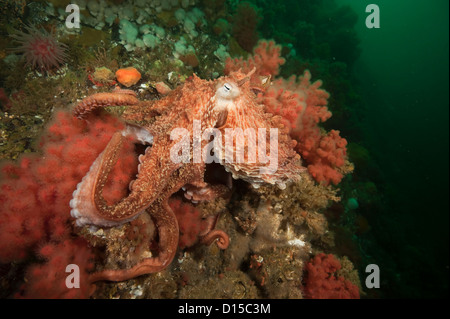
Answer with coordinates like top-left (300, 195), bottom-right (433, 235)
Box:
top-left (70, 69), bottom-right (304, 283)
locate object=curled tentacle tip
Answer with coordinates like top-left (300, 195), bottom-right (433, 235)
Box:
top-left (216, 237), bottom-right (230, 250)
top-left (201, 229), bottom-right (230, 250)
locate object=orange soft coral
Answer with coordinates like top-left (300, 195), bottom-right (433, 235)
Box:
top-left (303, 253), bottom-right (360, 299)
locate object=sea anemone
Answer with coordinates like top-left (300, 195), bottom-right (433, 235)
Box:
top-left (10, 26), bottom-right (68, 72)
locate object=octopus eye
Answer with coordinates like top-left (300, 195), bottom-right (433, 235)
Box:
top-left (216, 81), bottom-right (238, 100)
top-left (223, 83), bottom-right (232, 93)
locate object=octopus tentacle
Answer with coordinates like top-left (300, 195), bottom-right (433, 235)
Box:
top-left (73, 90), bottom-right (139, 118)
top-left (199, 213), bottom-right (230, 250)
top-left (70, 132), bottom-right (145, 226)
top-left (88, 164), bottom-right (204, 282)
top-left (71, 131), bottom-right (182, 227)
top-left (183, 183), bottom-right (230, 202)
top-left (199, 229), bottom-right (230, 249)
top-left (89, 199), bottom-right (179, 282)
top-left (70, 132), bottom-right (137, 227)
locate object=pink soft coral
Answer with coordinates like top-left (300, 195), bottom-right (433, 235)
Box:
top-left (225, 40), bottom-right (285, 78)
top-left (15, 239), bottom-right (95, 299)
top-left (303, 253), bottom-right (360, 299)
top-left (303, 130), bottom-right (348, 185)
top-left (0, 110), bottom-right (136, 298)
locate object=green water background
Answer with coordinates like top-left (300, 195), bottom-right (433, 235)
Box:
top-left (336, 0), bottom-right (449, 297)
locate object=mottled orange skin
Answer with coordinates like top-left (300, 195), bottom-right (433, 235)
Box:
top-left (72, 70), bottom-right (303, 283)
top-left (73, 88), bottom-right (138, 118)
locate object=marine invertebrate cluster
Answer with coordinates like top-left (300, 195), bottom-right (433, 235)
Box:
top-left (64, 0), bottom-right (199, 30)
top-left (53, 0), bottom-right (231, 76)
top-left (90, 67), bottom-right (115, 86)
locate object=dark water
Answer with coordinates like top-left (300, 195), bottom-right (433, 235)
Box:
top-left (253, 0), bottom-right (448, 297)
top-left (338, 0), bottom-right (449, 298)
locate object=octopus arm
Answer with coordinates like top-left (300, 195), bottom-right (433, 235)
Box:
top-left (70, 132), bottom-right (181, 227)
top-left (73, 91), bottom-right (139, 118)
top-left (89, 199), bottom-right (179, 282)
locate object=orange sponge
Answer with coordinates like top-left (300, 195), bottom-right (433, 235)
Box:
top-left (115, 67), bottom-right (141, 87)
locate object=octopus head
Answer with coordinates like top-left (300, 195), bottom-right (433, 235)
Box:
top-left (212, 68), bottom-right (263, 128)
